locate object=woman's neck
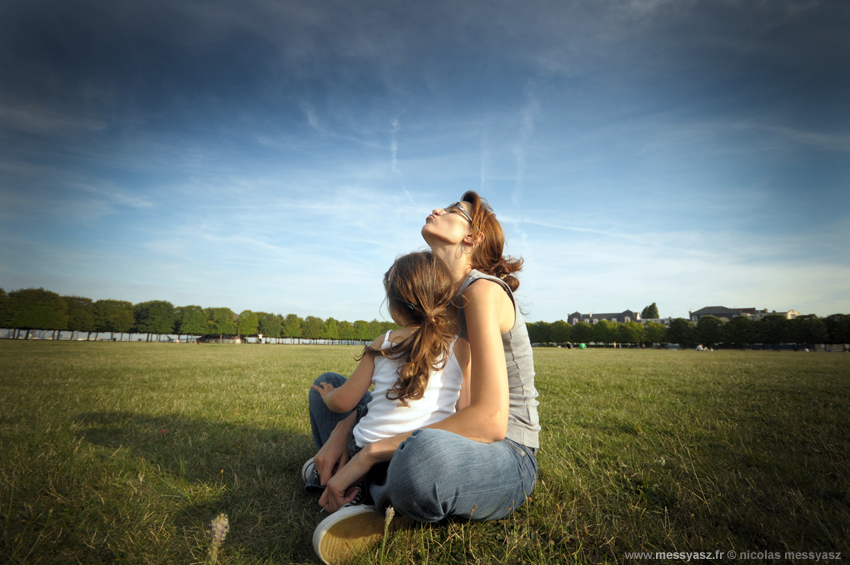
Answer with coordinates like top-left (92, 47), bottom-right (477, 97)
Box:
top-left (430, 243), bottom-right (473, 284)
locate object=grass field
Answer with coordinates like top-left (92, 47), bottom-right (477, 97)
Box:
top-left (1, 342), bottom-right (848, 564)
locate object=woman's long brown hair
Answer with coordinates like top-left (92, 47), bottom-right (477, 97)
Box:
top-left (360, 251), bottom-right (459, 407)
top-left (461, 191), bottom-right (524, 291)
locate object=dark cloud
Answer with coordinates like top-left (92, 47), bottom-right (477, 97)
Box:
top-left (2, 1), bottom-right (847, 132)
top-left (1, 0), bottom-right (847, 181)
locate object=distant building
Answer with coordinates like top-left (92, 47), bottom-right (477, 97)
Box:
top-left (568, 310), bottom-right (641, 325)
top-left (689, 306), bottom-right (763, 322)
top-left (689, 306), bottom-right (800, 322)
top-left (640, 317), bottom-right (675, 327)
top-left (759, 310), bottom-right (800, 320)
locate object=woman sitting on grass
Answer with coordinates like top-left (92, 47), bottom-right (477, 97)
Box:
top-left (307, 192), bottom-right (539, 565)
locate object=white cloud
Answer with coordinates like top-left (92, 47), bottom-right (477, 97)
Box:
top-left (0, 102), bottom-right (108, 136)
top-left (390, 118), bottom-right (400, 174)
top-left (513, 217), bottom-right (850, 321)
top-left (512, 87), bottom-right (540, 206)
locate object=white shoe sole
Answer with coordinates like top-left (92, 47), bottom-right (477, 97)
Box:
top-left (312, 505), bottom-right (385, 565)
top-left (301, 457), bottom-right (315, 483)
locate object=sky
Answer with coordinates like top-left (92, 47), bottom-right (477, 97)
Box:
top-left (1, 0), bottom-right (848, 323)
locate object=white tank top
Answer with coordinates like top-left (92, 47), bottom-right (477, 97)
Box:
top-left (353, 331), bottom-right (463, 448)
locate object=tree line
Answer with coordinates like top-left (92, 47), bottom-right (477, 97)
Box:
top-left (3, 288), bottom-right (848, 348)
top-left (527, 313), bottom-right (850, 349)
top-left (0, 288), bottom-right (400, 341)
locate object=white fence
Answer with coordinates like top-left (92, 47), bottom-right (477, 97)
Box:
top-left (0, 328), bottom-right (370, 345)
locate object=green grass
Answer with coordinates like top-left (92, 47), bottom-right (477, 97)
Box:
top-left (1, 343), bottom-right (848, 564)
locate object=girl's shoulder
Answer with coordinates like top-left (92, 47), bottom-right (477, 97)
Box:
top-left (368, 331), bottom-right (389, 351)
top-left (386, 326), bottom-right (417, 345)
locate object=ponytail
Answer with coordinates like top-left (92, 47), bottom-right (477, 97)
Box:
top-left (360, 251), bottom-right (459, 406)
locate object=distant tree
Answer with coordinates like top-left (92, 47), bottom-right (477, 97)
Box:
top-left (379, 320), bottom-right (400, 335)
top-left (282, 314), bottom-right (303, 339)
top-left (63, 296), bottom-right (98, 333)
top-left (322, 317), bottom-right (340, 340)
top-left (526, 321), bottom-right (552, 344)
top-left (257, 312), bottom-right (282, 339)
top-left (338, 320), bottom-right (354, 340)
top-left (618, 321), bottom-right (644, 345)
top-left (0, 288), bottom-right (10, 327)
top-left (571, 322), bottom-right (594, 344)
top-left (6, 288), bottom-right (68, 333)
top-left (824, 314), bottom-right (850, 344)
top-left (135, 301), bottom-right (175, 335)
top-left (171, 306), bottom-right (182, 334)
top-left (95, 299), bottom-right (135, 339)
top-left (643, 322), bottom-right (668, 345)
top-left (237, 310), bottom-right (259, 336)
top-left (550, 320), bottom-right (571, 345)
top-left (790, 315), bottom-right (828, 347)
top-left (724, 316), bottom-right (754, 349)
top-left (303, 316), bottom-right (323, 340)
top-left (593, 320), bottom-right (616, 345)
top-left (667, 318), bottom-right (696, 348)
top-left (367, 319), bottom-right (382, 340)
top-left (353, 320), bottom-right (371, 342)
top-left (757, 314), bottom-right (789, 350)
top-left (641, 303), bottom-right (659, 319)
top-left (534, 321), bottom-right (552, 343)
top-left (207, 307), bottom-right (237, 335)
top-left (696, 315), bottom-right (724, 349)
top-left (175, 305), bottom-right (208, 335)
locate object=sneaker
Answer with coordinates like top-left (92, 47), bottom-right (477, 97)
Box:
top-left (302, 457), bottom-right (316, 484)
top-left (312, 503), bottom-right (386, 565)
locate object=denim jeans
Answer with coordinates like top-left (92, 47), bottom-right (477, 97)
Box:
top-left (308, 372), bottom-right (538, 522)
top-left (306, 372), bottom-right (372, 494)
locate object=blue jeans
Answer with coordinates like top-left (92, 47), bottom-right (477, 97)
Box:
top-left (308, 372), bottom-right (538, 522)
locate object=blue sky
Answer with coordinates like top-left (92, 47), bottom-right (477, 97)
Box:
top-left (1, 0), bottom-right (848, 322)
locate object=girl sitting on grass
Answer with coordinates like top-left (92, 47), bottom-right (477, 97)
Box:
top-left (306, 251), bottom-right (470, 561)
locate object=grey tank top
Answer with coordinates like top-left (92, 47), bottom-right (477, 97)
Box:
top-left (457, 270), bottom-right (540, 449)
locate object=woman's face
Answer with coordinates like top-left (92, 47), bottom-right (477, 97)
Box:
top-left (421, 201), bottom-right (474, 248)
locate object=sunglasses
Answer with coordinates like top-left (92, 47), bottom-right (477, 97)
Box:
top-left (445, 202), bottom-right (473, 224)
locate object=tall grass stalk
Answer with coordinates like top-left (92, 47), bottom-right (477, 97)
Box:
top-left (208, 513), bottom-right (229, 564)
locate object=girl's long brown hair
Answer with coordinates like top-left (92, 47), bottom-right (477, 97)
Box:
top-left (360, 251), bottom-right (459, 407)
top-left (461, 191), bottom-right (524, 291)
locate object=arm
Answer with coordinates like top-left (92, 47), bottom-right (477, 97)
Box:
top-left (425, 279), bottom-right (511, 442)
top-left (453, 337), bottom-right (472, 411)
top-left (313, 411), bottom-right (356, 487)
top-left (320, 432), bottom-right (407, 512)
top-left (311, 336), bottom-right (382, 412)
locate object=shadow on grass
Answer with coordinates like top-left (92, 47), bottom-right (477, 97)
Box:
top-left (72, 411), bottom-right (322, 563)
